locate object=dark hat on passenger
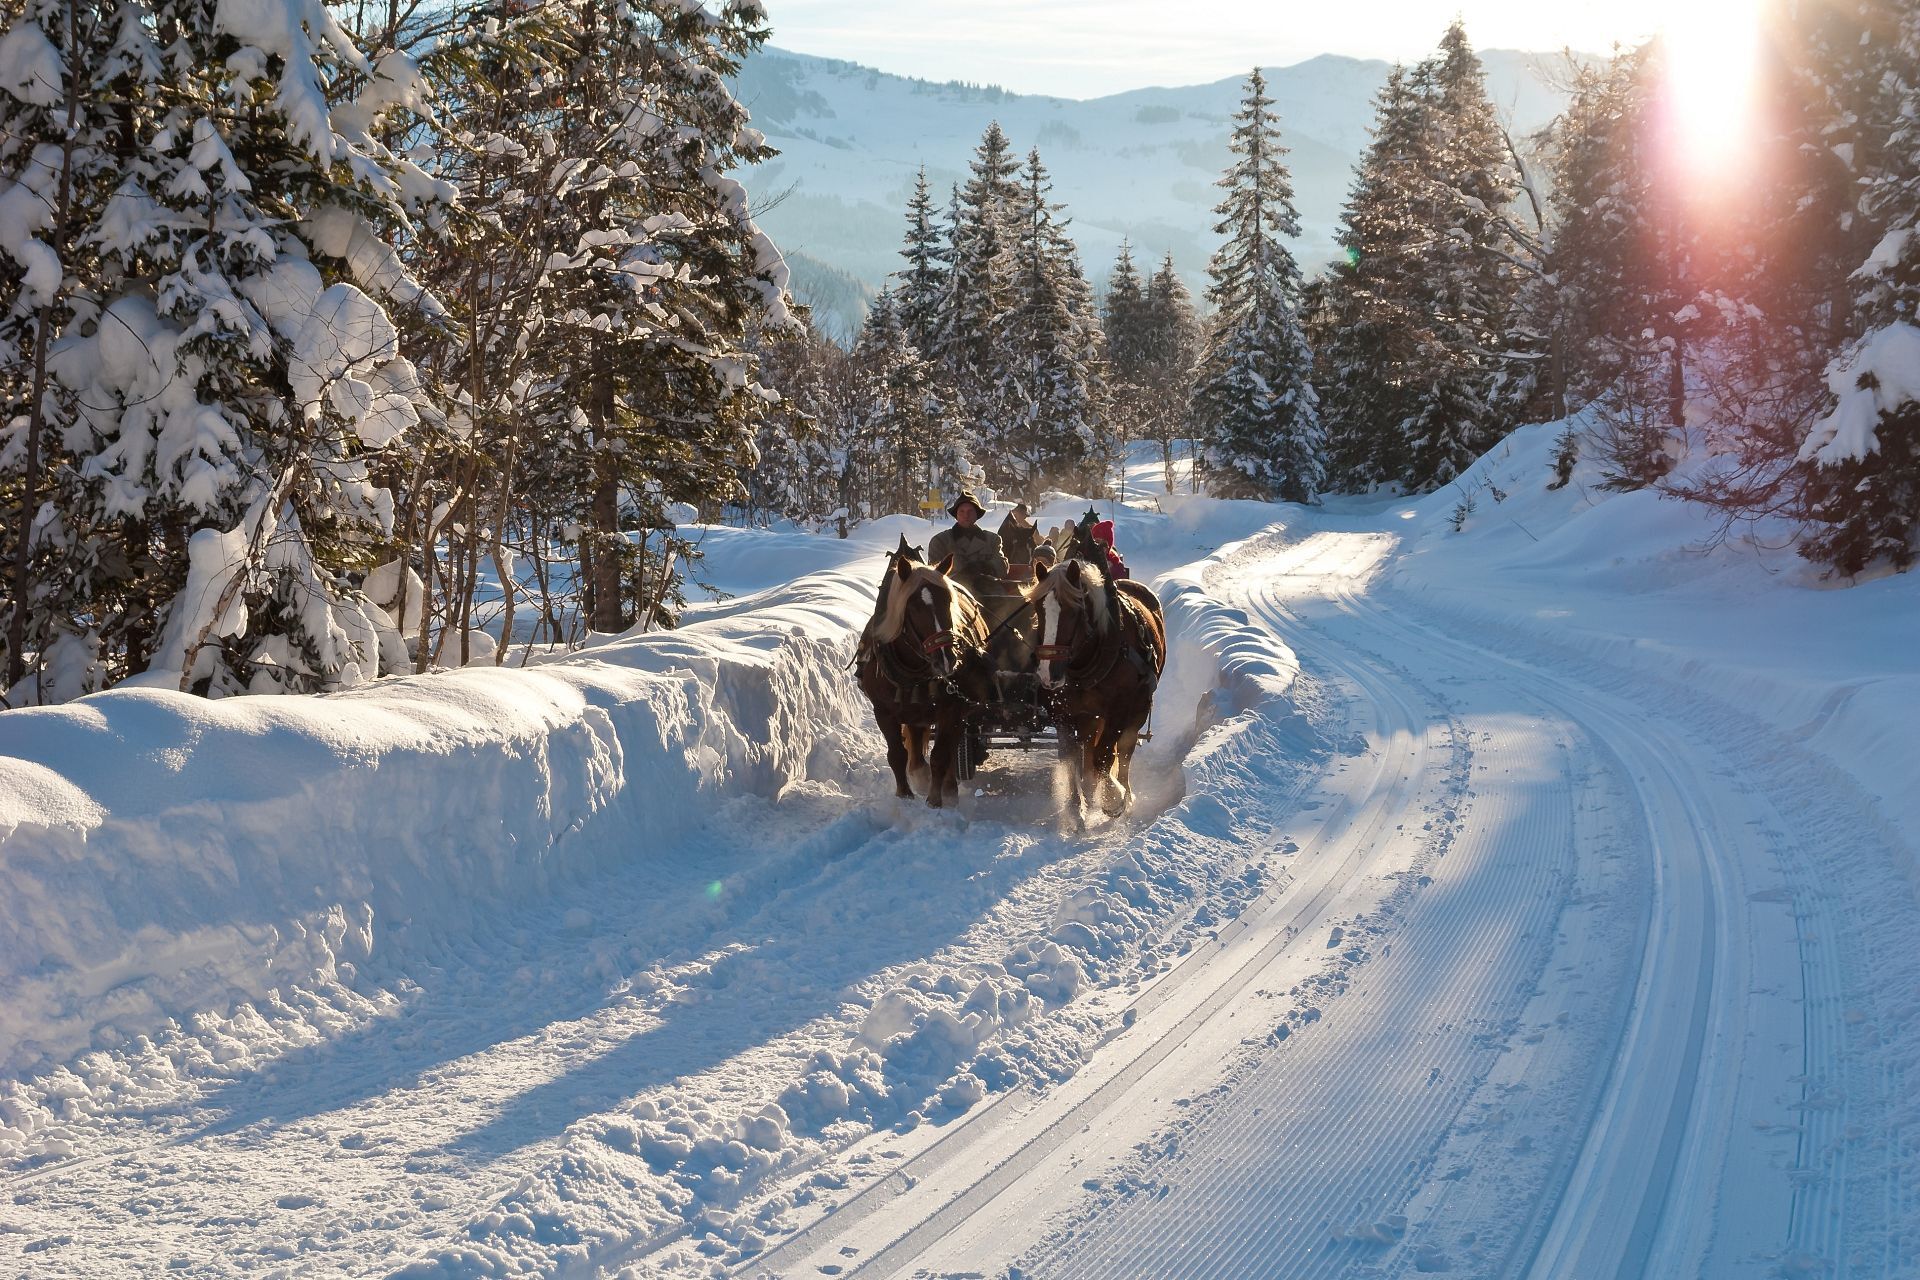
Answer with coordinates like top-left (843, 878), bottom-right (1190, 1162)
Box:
top-left (948, 489), bottom-right (986, 517)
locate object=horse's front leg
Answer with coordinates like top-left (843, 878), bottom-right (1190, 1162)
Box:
top-left (904, 722), bottom-right (932, 796)
top-left (884, 719), bottom-right (913, 797)
top-left (1113, 723), bottom-right (1144, 812)
top-left (927, 707), bottom-right (962, 809)
top-left (1087, 718), bottom-right (1128, 817)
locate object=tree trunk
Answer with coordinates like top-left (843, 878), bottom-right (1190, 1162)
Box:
top-left (5, 8), bottom-right (81, 691)
top-left (590, 462), bottom-right (623, 633)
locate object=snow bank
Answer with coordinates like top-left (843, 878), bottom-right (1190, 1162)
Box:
top-left (1158, 544), bottom-right (1304, 715)
top-left (0, 569), bottom-right (875, 1077)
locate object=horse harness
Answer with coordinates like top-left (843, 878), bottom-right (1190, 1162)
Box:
top-left (1037, 584), bottom-right (1162, 693)
top-left (855, 595), bottom-right (979, 707)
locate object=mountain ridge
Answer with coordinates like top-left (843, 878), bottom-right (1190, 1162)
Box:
top-left (735, 44), bottom-right (1581, 338)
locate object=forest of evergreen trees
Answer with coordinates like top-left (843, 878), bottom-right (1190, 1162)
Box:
top-left (3, 1), bottom-right (1917, 703)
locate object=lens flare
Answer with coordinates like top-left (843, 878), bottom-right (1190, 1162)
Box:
top-left (1657, 0), bottom-right (1765, 184)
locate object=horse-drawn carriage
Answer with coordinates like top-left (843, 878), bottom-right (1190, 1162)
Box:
top-left (852, 523), bottom-right (1166, 822)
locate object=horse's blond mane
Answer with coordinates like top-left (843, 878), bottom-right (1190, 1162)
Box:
top-left (874, 562), bottom-right (988, 645)
top-left (1027, 560), bottom-right (1111, 633)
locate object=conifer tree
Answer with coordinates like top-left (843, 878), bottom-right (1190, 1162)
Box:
top-left (1000, 147), bottom-right (1105, 496)
top-left (1316, 63), bottom-right (1436, 490)
top-left (934, 122), bottom-right (1020, 390)
top-left (893, 165), bottom-right (949, 357)
top-left (1792, 1), bottom-right (1920, 573)
top-left (1402, 21), bottom-right (1524, 489)
top-left (1314, 26), bottom-right (1527, 495)
top-left (1143, 253), bottom-right (1203, 489)
top-left (1192, 69), bottom-right (1324, 503)
top-left (1547, 45), bottom-right (1695, 490)
top-left (850, 291), bottom-right (964, 515)
top-left (1103, 241), bottom-right (1152, 482)
top-left (2, 0), bottom-right (446, 698)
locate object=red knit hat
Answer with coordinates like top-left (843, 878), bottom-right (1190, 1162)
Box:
top-left (1091, 519), bottom-right (1115, 546)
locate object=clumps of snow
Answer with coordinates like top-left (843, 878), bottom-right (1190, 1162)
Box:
top-left (303, 203), bottom-right (443, 320)
top-left (0, 21), bottom-right (63, 106)
top-left (213, 0), bottom-right (369, 162)
top-left (778, 960), bottom-right (1066, 1134)
top-left (0, 143), bottom-right (66, 307)
top-left (1802, 322), bottom-right (1920, 465)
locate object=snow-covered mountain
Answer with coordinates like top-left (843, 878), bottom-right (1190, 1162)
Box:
top-left (735, 45), bottom-right (1578, 336)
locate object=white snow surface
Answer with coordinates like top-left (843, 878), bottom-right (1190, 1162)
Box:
top-left (3, 435), bottom-right (1919, 1278)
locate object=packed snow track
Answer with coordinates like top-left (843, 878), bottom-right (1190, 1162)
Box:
top-left (739, 528), bottom-right (1912, 1280)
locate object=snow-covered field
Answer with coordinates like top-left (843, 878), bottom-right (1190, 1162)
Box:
top-left (3, 430), bottom-right (1916, 1278)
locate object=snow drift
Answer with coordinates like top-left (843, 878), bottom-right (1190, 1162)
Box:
top-left (0, 568), bottom-right (872, 1078)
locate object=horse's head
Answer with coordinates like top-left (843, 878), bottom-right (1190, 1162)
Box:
top-left (877, 552), bottom-right (985, 680)
top-left (1029, 558), bottom-right (1110, 689)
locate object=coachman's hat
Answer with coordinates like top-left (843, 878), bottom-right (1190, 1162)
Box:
top-left (948, 489), bottom-right (986, 518)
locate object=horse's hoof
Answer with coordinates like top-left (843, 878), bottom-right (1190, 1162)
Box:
top-left (896, 787), bottom-right (914, 799)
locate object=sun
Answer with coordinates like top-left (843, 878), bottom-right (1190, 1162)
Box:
top-left (1657, 0), bottom-right (1766, 180)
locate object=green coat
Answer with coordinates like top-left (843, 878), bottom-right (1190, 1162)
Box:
top-left (927, 522), bottom-right (1009, 597)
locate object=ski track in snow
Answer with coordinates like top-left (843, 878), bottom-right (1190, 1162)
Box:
top-left (731, 528), bottom-right (1916, 1280)
top-left (1016, 529), bottom-right (1913, 1280)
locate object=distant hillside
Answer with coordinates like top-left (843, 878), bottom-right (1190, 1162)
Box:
top-left (733, 46), bottom-right (1579, 334)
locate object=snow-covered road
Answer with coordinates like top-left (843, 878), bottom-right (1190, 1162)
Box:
top-left (740, 526), bottom-right (1916, 1279)
top-left (5, 433), bottom-right (1918, 1278)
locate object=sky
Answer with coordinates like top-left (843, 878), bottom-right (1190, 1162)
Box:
top-left (764, 0), bottom-right (1674, 99)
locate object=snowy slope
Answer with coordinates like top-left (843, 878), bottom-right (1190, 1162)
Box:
top-left (734, 45), bottom-right (1576, 329)
top-left (1373, 419), bottom-right (1920, 848)
top-left (4, 436), bottom-right (1918, 1278)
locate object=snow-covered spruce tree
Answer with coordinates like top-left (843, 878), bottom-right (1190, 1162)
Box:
top-left (1546, 45), bottom-right (1697, 490)
top-left (848, 289), bottom-right (964, 516)
top-left (1792, 1), bottom-right (1920, 574)
top-left (418, 0), bottom-right (791, 640)
top-left (2, 0), bottom-right (446, 700)
top-left (1103, 241), bottom-right (1152, 477)
top-left (1315, 63), bottom-right (1435, 491)
top-left (1192, 68), bottom-right (1323, 503)
top-left (999, 146), bottom-right (1106, 497)
top-left (1141, 251), bottom-right (1202, 491)
top-left (1666, 0), bottom-right (1905, 564)
top-left (1400, 22), bottom-right (1525, 491)
top-left (0, 0), bottom-right (126, 699)
top-left (932, 122), bottom-right (1021, 467)
top-left (741, 315), bottom-right (833, 526)
top-left (893, 164), bottom-right (949, 359)
top-left (1314, 26), bottom-right (1527, 496)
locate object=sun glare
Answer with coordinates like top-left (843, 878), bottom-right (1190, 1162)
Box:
top-left (1658, 0), bottom-right (1765, 183)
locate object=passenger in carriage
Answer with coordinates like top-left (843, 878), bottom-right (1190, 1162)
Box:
top-left (999, 502), bottom-right (1040, 584)
top-left (1090, 519), bottom-right (1130, 581)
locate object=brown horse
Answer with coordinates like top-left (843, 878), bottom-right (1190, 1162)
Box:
top-left (853, 548), bottom-right (995, 808)
top-left (1028, 559), bottom-right (1166, 820)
